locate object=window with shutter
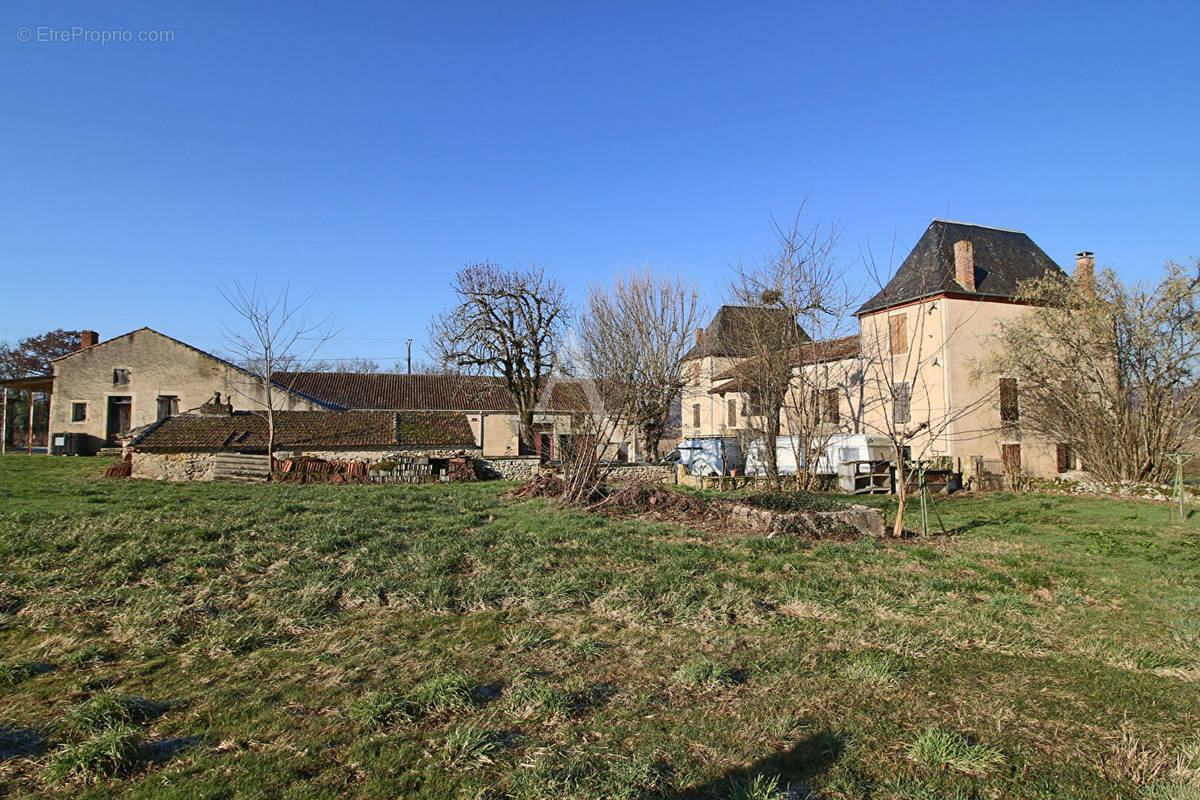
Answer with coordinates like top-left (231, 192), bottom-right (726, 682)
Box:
top-left (1002, 444), bottom-right (1022, 474)
top-left (1056, 443), bottom-right (1073, 473)
top-left (889, 315), bottom-right (908, 355)
top-left (727, 398), bottom-right (737, 427)
top-left (823, 388), bottom-right (840, 424)
top-left (692, 404), bottom-right (700, 429)
top-left (999, 378), bottom-right (1019, 422)
top-left (893, 382), bottom-right (911, 424)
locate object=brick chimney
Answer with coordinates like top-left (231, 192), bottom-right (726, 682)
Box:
top-left (1075, 251), bottom-right (1096, 297)
top-left (79, 330), bottom-right (99, 349)
top-left (954, 240), bottom-right (975, 291)
top-left (694, 327), bottom-right (704, 345)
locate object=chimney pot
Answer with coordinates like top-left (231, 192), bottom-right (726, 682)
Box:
top-left (1075, 251), bottom-right (1096, 297)
top-left (79, 330), bottom-right (99, 350)
top-left (954, 240), bottom-right (975, 291)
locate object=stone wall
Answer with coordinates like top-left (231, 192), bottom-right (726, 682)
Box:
top-left (131, 451), bottom-right (216, 482)
top-left (288, 447), bottom-right (480, 463)
top-left (475, 456), bottom-right (541, 481)
top-left (721, 501), bottom-right (885, 539)
top-left (602, 464), bottom-right (676, 484)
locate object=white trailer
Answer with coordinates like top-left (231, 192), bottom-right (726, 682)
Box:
top-left (744, 434), bottom-right (892, 477)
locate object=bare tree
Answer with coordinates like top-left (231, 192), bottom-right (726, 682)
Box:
top-left (429, 263), bottom-right (568, 449)
top-left (577, 270), bottom-right (702, 461)
top-left (984, 258), bottom-right (1200, 483)
top-left (858, 236), bottom-right (996, 536)
top-left (220, 280), bottom-right (335, 476)
top-left (725, 208), bottom-right (843, 487)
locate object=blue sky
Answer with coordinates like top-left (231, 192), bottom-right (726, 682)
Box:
top-left (2, 1), bottom-right (1197, 365)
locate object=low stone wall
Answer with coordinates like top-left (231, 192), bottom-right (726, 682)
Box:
top-left (721, 501), bottom-right (885, 539)
top-left (475, 456), bottom-right (542, 481)
top-left (603, 464), bottom-right (676, 484)
top-left (288, 447), bottom-right (480, 463)
top-left (132, 451), bottom-right (216, 482)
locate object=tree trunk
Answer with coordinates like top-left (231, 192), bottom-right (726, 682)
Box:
top-left (891, 451), bottom-right (906, 537)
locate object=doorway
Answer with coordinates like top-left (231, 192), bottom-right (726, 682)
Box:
top-left (106, 396), bottom-right (132, 442)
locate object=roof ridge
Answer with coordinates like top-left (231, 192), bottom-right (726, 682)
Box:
top-left (930, 219), bottom-right (1026, 234)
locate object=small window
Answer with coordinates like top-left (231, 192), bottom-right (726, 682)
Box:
top-left (113, 368), bottom-right (130, 385)
top-left (893, 382), bottom-right (911, 424)
top-left (692, 403), bottom-right (701, 429)
top-left (727, 398), bottom-right (737, 427)
top-left (889, 315), bottom-right (908, 355)
top-left (71, 402), bottom-right (87, 422)
top-left (691, 362), bottom-right (700, 386)
top-left (823, 388), bottom-right (840, 424)
top-left (999, 378), bottom-right (1019, 422)
top-left (156, 395), bottom-right (179, 420)
top-left (1056, 443), bottom-right (1074, 473)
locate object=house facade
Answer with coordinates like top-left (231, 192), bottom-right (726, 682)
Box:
top-left (47, 328), bottom-right (327, 455)
top-left (682, 220), bottom-right (1088, 479)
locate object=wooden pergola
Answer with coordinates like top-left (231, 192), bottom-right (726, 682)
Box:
top-left (1, 375), bottom-right (54, 455)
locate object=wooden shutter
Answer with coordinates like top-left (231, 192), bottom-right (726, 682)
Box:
top-left (889, 315), bottom-right (907, 355)
top-left (727, 398), bottom-right (736, 427)
top-left (824, 388), bottom-right (840, 424)
top-left (1056, 443), bottom-right (1072, 473)
top-left (999, 378), bottom-right (1019, 422)
top-left (893, 382), bottom-right (911, 424)
top-left (692, 404), bottom-right (700, 429)
top-left (1002, 444), bottom-right (1021, 474)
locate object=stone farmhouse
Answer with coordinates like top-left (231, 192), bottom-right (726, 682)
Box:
top-left (683, 219), bottom-right (1091, 479)
top-left (27, 326), bottom-right (631, 475)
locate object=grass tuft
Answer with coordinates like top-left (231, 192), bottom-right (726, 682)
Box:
top-left (907, 728), bottom-right (1006, 775)
top-left (838, 651), bottom-right (904, 684)
top-left (60, 694), bottom-right (164, 738)
top-left (670, 658), bottom-right (742, 688)
top-left (46, 723), bottom-right (144, 781)
top-left (442, 723), bottom-right (501, 766)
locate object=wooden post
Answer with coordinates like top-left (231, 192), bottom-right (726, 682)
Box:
top-left (28, 389), bottom-right (35, 454)
top-left (1, 387), bottom-right (6, 456)
top-left (44, 388), bottom-right (52, 456)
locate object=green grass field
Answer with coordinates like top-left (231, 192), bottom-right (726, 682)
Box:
top-left (1, 455), bottom-right (1198, 799)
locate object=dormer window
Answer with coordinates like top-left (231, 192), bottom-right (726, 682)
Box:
top-left (113, 368), bottom-right (131, 385)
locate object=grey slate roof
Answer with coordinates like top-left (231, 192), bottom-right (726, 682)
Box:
top-left (856, 220), bottom-right (1067, 315)
top-left (682, 305), bottom-right (810, 360)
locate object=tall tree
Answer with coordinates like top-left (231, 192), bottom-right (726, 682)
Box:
top-left (429, 263), bottom-right (568, 449)
top-left (0, 329), bottom-right (80, 446)
top-left (726, 209), bottom-right (843, 486)
top-left (220, 281), bottom-right (335, 476)
top-left (984, 258), bottom-right (1200, 483)
top-left (577, 270), bottom-right (701, 460)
